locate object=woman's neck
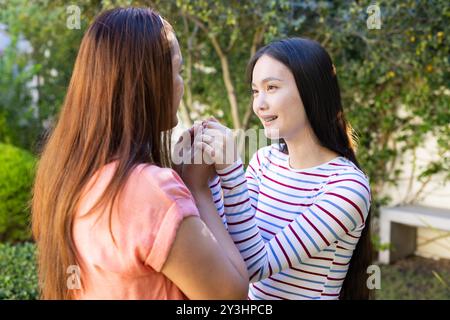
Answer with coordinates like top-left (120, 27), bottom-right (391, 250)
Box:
top-left (284, 128), bottom-right (339, 170)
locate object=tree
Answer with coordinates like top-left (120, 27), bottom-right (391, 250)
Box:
top-left (1, 0), bottom-right (448, 214)
top-left (0, 0), bottom-right (102, 152)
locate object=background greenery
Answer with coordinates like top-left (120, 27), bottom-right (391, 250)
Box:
top-left (0, 143), bottom-right (35, 242)
top-left (0, 0), bottom-right (448, 299)
top-left (0, 242), bottom-right (38, 299)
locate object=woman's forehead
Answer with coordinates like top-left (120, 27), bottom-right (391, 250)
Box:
top-left (252, 55), bottom-right (291, 84)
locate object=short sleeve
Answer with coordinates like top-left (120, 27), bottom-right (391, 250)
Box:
top-left (145, 197), bottom-right (199, 272)
top-left (138, 166), bottom-right (200, 272)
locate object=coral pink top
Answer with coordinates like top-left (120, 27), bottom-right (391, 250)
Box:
top-left (72, 162), bottom-right (199, 299)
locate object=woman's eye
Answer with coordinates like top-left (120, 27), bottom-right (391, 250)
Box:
top-left (251, 89), bottom-right (258, 95)
top-left (267, 85), bottom-right (277, 91)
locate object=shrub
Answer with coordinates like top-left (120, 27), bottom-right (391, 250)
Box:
top-left (0, 143), bottom-right (36, 242)
top-left (0, 242), bottom-right (39, 299)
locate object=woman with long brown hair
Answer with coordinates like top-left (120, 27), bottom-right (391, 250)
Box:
top-left (31, 7), bottom-right (248, 300)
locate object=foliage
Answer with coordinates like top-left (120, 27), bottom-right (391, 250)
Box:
top-left (0, 34), bottom-right (41, 150)
top-left (0, 143), bottom-right (36, 242)
top-left (0, 0), bottom-right (97, 152)
top-left (0, 242), bottom-right (39, 299)
top-left (314, 1), bottom-right (450, 210)
top-left (0, 0), bottom-right (448, 213)
top-left (169, 0), bottom-right (450, 212)
top-left (0, 0), bottom-right (448, 300)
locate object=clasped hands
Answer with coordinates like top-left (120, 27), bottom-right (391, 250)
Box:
top-left (173, 117), bottom-right (238, 192)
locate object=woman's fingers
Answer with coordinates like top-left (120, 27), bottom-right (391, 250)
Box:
top-left (200, 133), bottom-right (215, 144)
top-left (196, 133), bottom-right (219, 157)
top-left (203, 119), bottom-right (227, 132)
top-left (204, 127), bottom-right (237, 165)
top-left (193, 141), bottom-right (215, 165)
top-left (174, 123), bottom-right (227, 167)
top-left (173, 129), bottom-right (194, 164)
top-left (188, 127), bottom-right (195, 142)
top-left (177, 128), bottom-right (192, 145)
top-left (198, 132), bottom-right (223, 154)
top-left (192, 122), bottom-right (205, 142)
top-left (207, 116), bottom-right (219, 123)
top-left (202, 128), bottom-right (227, 147)
top-left (200, 131), bottom-right (232, 167)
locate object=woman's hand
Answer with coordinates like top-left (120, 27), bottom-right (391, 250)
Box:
top-left (198, 117), bottom-right (238, 171)
top-left (176, 122), bottom-right (216, 193)
top-left (171, 127), bottom-right (194, 178)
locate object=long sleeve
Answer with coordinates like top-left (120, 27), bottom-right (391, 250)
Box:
top-left (216, 150), bottom-right (371, 283)
top-left (208, 175), bottom-right (227, 230)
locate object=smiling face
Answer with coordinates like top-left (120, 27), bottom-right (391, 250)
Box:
top-left (251, 54), bottom-right (310, 140)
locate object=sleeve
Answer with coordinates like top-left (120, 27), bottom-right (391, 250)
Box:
top-left (208, 175), bottom-right (228, 230)
top-left (210, 146), bottom-right (264, 230)
top-left (216, 152), bottom-right (371, 282)
top-left (244, 149), bottom-right (261, 209)
top-left (143, 167), bottom-right (200, 272)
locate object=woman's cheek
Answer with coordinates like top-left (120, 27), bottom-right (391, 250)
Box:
top-left (179, 78), bottom-right (184, 98)
top-left (177, 77), bottom-right (184, 98)
top-left (173, 77), bottom-right (183, 107)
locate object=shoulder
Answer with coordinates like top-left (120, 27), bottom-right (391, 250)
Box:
top-left (122, 164), bottom-right (199, 237)
top-left (326, 158), bottom-right (370, 195)
top-left (129, 164), bottom-right (194, 203)
top-left (137, 164), bottom-right (180, 186)
top-left (129, 165), bottom-right (199, 272)
top-left (321, 158), bottom-right (371, 220)
top-left (250, 143), bottom-right (285, 166)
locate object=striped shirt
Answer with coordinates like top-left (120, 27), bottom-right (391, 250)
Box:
top-left (208, 144), bottom-right (371, 300)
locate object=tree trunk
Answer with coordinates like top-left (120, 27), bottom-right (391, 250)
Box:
top-left (187, 15), bottom-right (242, 129)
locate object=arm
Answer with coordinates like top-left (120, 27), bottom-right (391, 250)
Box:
top-left (208, 175), bottom-right (227, 229)
top-left (174, 123), bottom-right (227, 228)
top-left (216, 153), bottom-right (371, 282)
top-left (161, 214), bottom-right (248, 300)
top-left (164, 139), bottom-right (248, 299)
top-left (190, 186), bottom-right (248, 282)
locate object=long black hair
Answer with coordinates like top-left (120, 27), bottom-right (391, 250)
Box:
top-left (247, 37), bottom-right (373, 300)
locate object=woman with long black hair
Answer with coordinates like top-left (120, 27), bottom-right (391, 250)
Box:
top-left (194, 37), bottom-right (373, 300)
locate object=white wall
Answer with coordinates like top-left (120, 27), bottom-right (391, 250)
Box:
top-left (382, 133), bottom-right (450, 260)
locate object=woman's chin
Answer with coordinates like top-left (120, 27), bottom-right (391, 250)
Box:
top-left (161, 118), bottom-right (178, 131)
top-left (172, 117), bottom-right (179, 128)
top-left (264, 127), bottom-right (281, 140)
top-left (167, 117), bottom-right (178, 130)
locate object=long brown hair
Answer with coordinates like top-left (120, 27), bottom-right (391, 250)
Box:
top-left (247, 38), bottom-right (374, 299)
top-left (32, 7), bottom-right (176, 299)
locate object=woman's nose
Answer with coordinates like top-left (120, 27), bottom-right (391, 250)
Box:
top-left (254, 95), bottom-right (268, 111)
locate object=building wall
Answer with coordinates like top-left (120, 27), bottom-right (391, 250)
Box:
top-left (382, 134), bottom-right (450, 260)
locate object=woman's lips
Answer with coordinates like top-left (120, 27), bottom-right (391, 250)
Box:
top-left (261, 115), bottom-right (278, 126)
